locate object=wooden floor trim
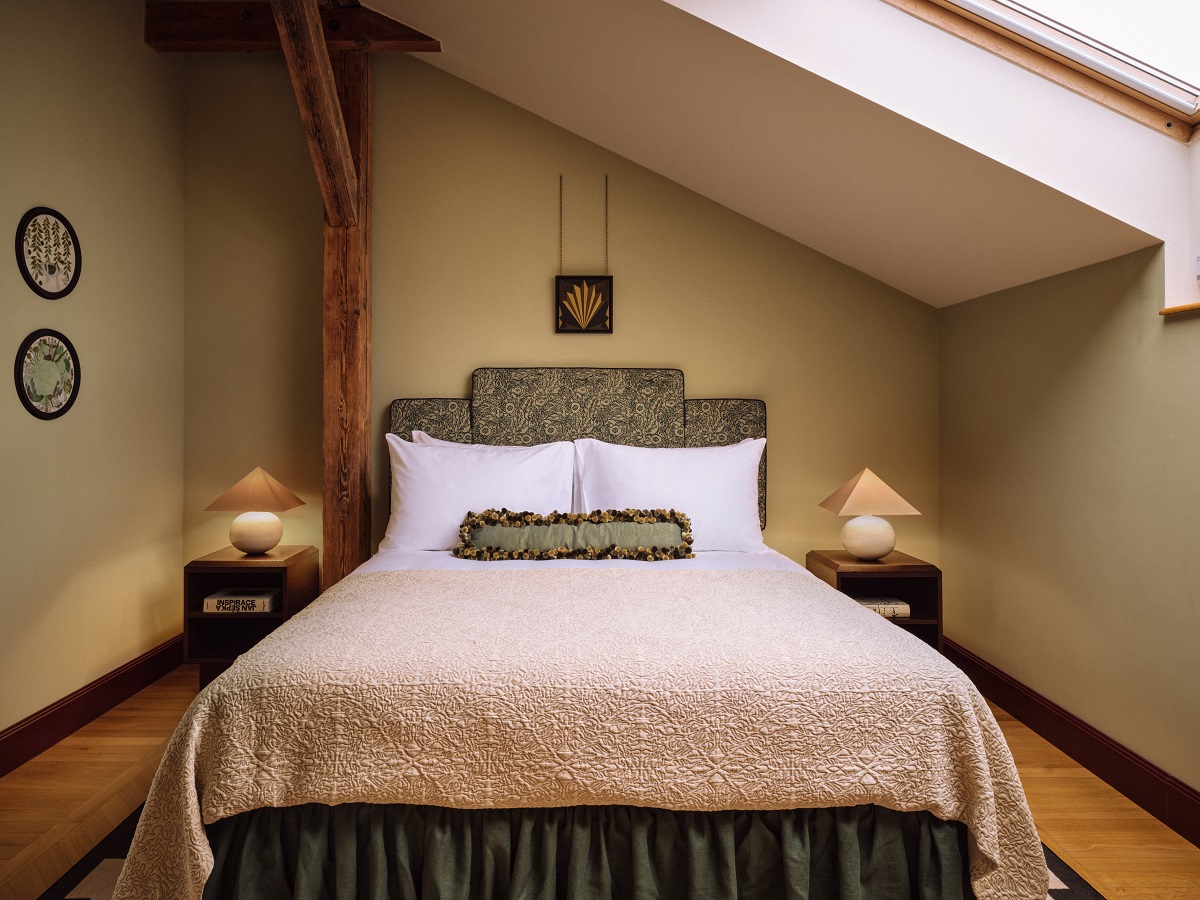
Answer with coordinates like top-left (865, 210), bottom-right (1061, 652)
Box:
top-left (0, 635), bottom-right (183, 780)
top-left (945, 638), bottom-right (1200, 848)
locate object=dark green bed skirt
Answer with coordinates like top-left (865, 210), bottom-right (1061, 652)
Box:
top-left (203, 803), bottom-right (976, 900)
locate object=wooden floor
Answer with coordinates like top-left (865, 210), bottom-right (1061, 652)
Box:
top-left (0, 666), bottom-right (1198, 899)
top-left (993, 703), bottom-right (1200, 899)
top-left (0, 667), bottom-right (197, 900)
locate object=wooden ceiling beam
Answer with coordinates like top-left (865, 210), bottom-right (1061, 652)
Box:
top-left (145, 2), bottom-right (441, 53)
top-left (270, 0), bottom-right (358, 226)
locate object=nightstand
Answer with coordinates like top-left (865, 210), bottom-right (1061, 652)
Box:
top-left (184, 545), bottom-right (319, 688)
top-left (805, 549), bottom-right (942, 652)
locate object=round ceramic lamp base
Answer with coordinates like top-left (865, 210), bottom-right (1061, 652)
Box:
top-left (229, 511), bottom-right (283, 555)
top-left (841, 515), bottom-right (895, 560)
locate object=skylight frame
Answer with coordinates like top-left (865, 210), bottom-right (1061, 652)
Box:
top-left (946, 0), bottom-right (1200, 116)
top-left (878, 0), bottom-right (1198, 141)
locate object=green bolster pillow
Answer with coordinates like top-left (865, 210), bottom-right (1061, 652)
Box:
top-left (453, 509), bottom-right (694, 561)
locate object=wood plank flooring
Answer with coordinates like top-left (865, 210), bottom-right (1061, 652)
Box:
top-left (0, 667), bottom-right (197, 900)
top-left (0, 666), bottom-right (1197, 899)
top-left (993, 703), bottom-right (1200, 899)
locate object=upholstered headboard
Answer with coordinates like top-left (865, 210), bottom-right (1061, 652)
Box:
top-left (389, 367), bottom-right (767, 526)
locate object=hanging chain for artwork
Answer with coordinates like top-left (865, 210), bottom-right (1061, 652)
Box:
top-left (554, 174), bottom-right (614, 334)
top-left (558, 174), bottom-right (609, 275)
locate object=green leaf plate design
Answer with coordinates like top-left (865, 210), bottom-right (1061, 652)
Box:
top-left (14, 329), bottom-right (80, 419)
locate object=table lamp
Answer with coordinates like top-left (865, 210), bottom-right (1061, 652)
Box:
top-left (818, 467), bottom-right (919, 560)
top-left (205, 467), bottom-right (305, 555)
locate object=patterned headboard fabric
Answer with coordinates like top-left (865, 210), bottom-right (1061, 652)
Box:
top-left (388, 397), bottom-right (471, 444)
top-left (471, 367), bottom-right (686, 447)
top-left (389, 367), bottom-right (767, 526)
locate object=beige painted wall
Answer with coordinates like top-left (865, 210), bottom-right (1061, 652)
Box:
top-left (179, 51), bottom-right (939, 571)
top-left (940, 246), bottom-right (1200, 789)
top-left (370, 55), bottom-right (940, 564)
top-left (0, 0), bottom-right (185, 729)
top-left (182, 56), bottom-right (324, 562)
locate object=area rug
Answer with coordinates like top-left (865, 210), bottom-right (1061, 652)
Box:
top-left (39, 806), bottom-right (1106, 900)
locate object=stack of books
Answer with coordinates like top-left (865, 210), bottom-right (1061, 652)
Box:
top-left (203, 588), bottom-right (281, 613)
top-left (855, 597), bottom-right (910, 619)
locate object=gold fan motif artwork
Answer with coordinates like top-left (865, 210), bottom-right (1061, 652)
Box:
top-left (555, 275), bottom-right (613, 333)
top-left (564, 281), bottom-right (604, 328)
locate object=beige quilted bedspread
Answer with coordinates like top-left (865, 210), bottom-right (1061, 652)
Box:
top-left (115, 568), bottom-right (1047, 899)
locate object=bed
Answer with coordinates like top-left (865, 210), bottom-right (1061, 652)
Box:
top-left (114, 368), bottom-right (1048, 900)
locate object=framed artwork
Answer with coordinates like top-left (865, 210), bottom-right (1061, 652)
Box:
top-left (14, 329), bottom-right (80, 420)
top-left (555, 275), bottom-right (613, 333)
top-left (16, 207), bottom-right (81, 299)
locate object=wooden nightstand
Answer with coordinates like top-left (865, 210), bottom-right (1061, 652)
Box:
top-left (184, 545), bottom-right (319, 688)
top-left (805, 549), bottom-right (942, 652)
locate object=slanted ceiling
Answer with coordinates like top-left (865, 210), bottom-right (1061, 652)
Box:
top-left (369, 0), bottom-right (1157, 307)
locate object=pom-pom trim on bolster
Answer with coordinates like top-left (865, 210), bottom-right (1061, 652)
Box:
top-left (453, 508), bottom-right (695, 562)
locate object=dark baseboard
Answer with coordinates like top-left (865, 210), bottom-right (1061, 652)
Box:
top-left (0, 635), bottom-right (183, 779)
top-left (945, 638), bottom-right (1200, 848)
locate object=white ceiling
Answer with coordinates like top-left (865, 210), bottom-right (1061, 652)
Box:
top-left (371, 0), bottom-right (1157, 306)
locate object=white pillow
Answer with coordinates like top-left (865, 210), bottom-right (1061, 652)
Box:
top-left (573, 438), bottom-right (766, 552)
top-left (411, 430), bottom-right (548, 450)
top-left (412, 431), bottom-right (587, 510)
top-left (411, 430), bottom-right (466, 447)
top-left (380, 433), bottom-right (575, 551)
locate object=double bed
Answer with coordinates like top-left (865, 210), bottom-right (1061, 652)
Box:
top-left (114, 368), bottom-right (1048, 900)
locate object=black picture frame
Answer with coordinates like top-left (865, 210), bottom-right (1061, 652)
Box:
top-left (555, 275), bottom-right (613, 333)
top-left (15, 207), bottom-right (82, 299)
top-left (14, 328), bottom-right (80, 420)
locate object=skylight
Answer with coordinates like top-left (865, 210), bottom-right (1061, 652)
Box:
top-left (1025, 0), bottom-right (1200, 90)
top-left (944, 0), bottom-right (1200, 116)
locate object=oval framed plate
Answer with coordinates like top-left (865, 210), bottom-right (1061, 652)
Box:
top-left (14, 329), bottom-right (80, 419)
top-left (15, 207), bottom-right (82, 299)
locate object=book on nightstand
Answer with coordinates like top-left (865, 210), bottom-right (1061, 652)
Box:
top-left (855, 597), bottom-right (911, 619)
top-left (202, 588), bottom-right (282, 613)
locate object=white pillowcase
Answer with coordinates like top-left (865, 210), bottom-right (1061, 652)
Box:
top-left (411, 430), bottom-right (466, 447)
top-left (411, 430), bottom-right (550, 450)
top-left (573, 438), bottom-right (766, 552)
top-left (380, 433), bottom-right (575, 551)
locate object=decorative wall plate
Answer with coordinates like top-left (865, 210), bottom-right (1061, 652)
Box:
top-left (16, 207), bottom-right (81, 299)
top-left (14, 329), bottom-right (80, 419)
